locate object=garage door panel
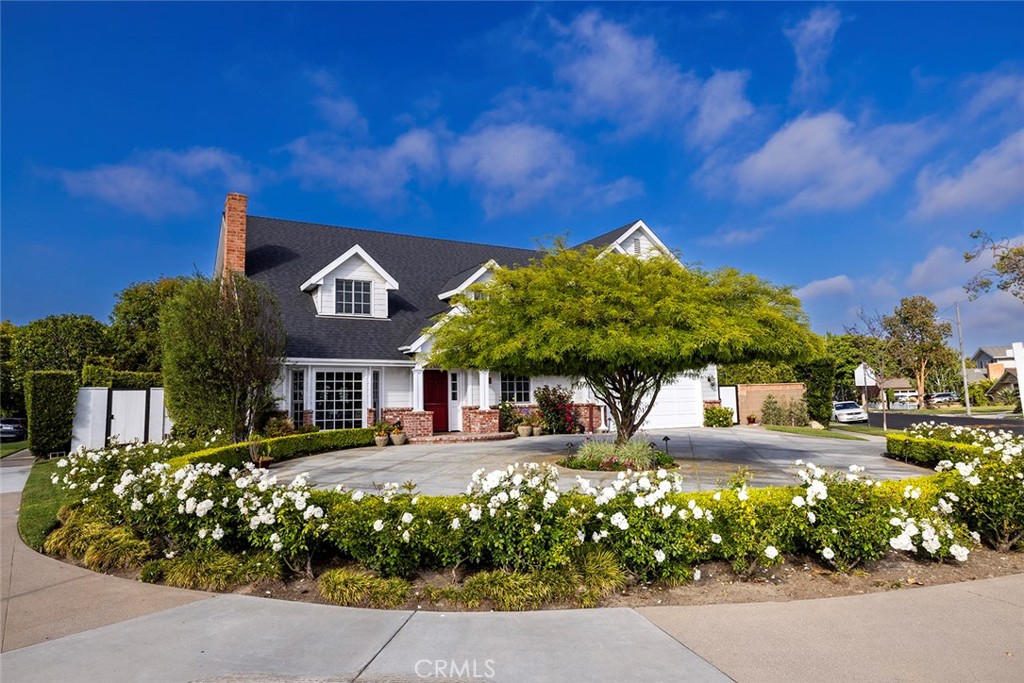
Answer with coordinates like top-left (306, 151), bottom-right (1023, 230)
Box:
top-left (640, 376), bottom-right (703, 429)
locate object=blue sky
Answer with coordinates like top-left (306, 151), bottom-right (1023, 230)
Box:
top-left (2, 2), bottom-right (1022, 351)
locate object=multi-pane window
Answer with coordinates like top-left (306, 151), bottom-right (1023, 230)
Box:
top-left (314, 371), bottom-right (363, 430)
top-left (290, 370), bottom-right (305, 426)
top-left (450, 373), bottom-right (459, 401)
top-left (335, 279), bottom-right (372, 315)
top-left (371, 370), bottom-right (381, 416)
top-left (500, 374), bottom-right (531, 403)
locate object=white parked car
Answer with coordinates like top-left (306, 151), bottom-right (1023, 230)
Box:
top-left (831, 401), bottom-right (868, 423)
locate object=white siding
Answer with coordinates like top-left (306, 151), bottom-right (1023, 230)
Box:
top-left (317, 255), bottom-right (389, 318)
top-left (383, 367), bottom-right (412, 407)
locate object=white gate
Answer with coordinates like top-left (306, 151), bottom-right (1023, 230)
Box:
top-left (718, 385), bottom-right (740, 424)
top-left (71, 387), bottom-right (173, 451)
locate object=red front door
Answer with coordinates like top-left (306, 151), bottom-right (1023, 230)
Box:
top-left (423, 370), bottom-right (449, 433)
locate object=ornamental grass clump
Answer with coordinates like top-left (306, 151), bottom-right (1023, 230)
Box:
top-left (163, 547), bottom-right (244, 591)
top-left (560, 438), bottom-right (672, 472)
top-left (319, 568), bottom-right (410, 608)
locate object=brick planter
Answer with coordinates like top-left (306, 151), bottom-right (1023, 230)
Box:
top-left (381, 408), bottom-right (433, 437)
top-left (461, 406), bottom-right (499, 434)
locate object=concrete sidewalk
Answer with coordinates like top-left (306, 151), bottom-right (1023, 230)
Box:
top-left (2, 451), bottom-right (1021, 682)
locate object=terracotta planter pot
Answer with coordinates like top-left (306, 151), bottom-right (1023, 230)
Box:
top-left (374, 435), bottom-right (390, 447)
top-left (517, 425), bottom-right (533, 437)
top-left (391, 432), bottom-right (407, 445)
top-left (252, 458), bottom-right (272, 469)
top-left (746, 416), bottom-right (757, 425)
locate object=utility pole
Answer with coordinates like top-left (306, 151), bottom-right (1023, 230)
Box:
top-left (955, 301), bottom-right (971, 417)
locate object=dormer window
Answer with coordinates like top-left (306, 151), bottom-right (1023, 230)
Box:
top-left (336, 279), bottom-right (372, 316)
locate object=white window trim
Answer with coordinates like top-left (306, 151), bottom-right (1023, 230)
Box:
top-left (499, 373), bottom-right (532, 404)
top-left (334, 278), bottom-right (374, 317)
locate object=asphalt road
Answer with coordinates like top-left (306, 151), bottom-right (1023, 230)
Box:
top-left (868, 410), bottom-right (1024, 435)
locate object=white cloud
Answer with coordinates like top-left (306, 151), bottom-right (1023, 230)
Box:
top-left (784, 6), bottom-right (842, 101)
top-left (688, 70), bottom-right (756, 149)
top-left (57, 147), bottom-right (256, 219)
top-left (313, 95), bottom-right (369, 136)
top-left (448, 123), bottom-right (641, 217)
top-left (551, 11), bottom-right (699, 137)
top-left (285, 128), bottom-right (440, 204)
top-left (732, 112), bottom-right (891, 209)
top-left (912, 128), bottom-right (1024, 220)
top-left (795, 274), bottom-right (855, 300)
top-left (700, 225), bottom-right (770, 246)
top-left (906, 245), bottom-right (981, 291)
top-left (963, 72), bottom-right (1024, 121)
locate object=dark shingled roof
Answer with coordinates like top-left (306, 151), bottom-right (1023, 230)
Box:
top-left (575, 220), bottom-right (639, 250)
top-left (245, 216), bottom-right (540, 361)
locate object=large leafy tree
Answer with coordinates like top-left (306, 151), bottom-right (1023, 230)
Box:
top-left (160, 274), bottom-right (286, 441)
top-left (825, 333), bottom-right (873, 401)
top-left (12, 314), bottom-right (110, 378)
top-left (428, 247), bottom-right (821, 443)
top-left (883, 296), bottom-right (952, 401)
top-left (964, 231), bottom-right (1024, 302)
top-left (1, 321), bottom-right (24, 416)
top-left (109, 276), bottom-right (189, 372)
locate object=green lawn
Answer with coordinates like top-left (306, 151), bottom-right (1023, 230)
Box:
top-left (830, 424), bottom-right (891, 437)
top-left (764, 425), bottom-right (866, 440)
top-left (0, 440), bottom-right (29, 458)
top-left (17, 458), bottom-right (77, 550)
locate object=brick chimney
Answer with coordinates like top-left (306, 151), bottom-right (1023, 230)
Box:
top-left (220, 193), bottom-right (248, 278)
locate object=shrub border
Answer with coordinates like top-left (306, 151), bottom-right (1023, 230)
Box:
top-left (166, 428), bottom-right (376, 470)
top-left (885, 433), bottom-right (984, 468)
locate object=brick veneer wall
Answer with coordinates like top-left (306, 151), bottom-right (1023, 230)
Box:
top-left (461, 406), bottom-right (499, 434)
top-left (381, 408), bottom-right (433, 437)
top-left (737, 383), bottom-right (806, 423)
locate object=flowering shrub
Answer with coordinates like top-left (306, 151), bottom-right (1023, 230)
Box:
top-left (533, 385), bottom-right (582, 434)
top-left (898, 422), bottom-right (1023, 551)
top-left (43, 421), bottom-right (1023, 601)
top-left (703, 405), bottom-right (734, 428)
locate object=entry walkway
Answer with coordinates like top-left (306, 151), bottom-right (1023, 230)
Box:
top-left (2, 450), bottom-right (1021, 682)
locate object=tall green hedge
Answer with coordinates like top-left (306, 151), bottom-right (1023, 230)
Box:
top-left (81, 364), bottom-right (162, 389)
top-left (25, 370), bottom-right (78, 456)
top-left (795, 357), bottom-right (836, 425)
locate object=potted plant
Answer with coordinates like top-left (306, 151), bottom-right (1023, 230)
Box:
top-left (532, 415), bottom-right (545, 436)
top-left (248, 435), bottom-right (272, 468)
top-left (516, 413), bottom-right (534, 437)
top-left (373, 421), bottom-right (391, 447)
top-left (746, 414), bottom-right (757, 425)
top-left (390, 425), bottom-right (407, 445)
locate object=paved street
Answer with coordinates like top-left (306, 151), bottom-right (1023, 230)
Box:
top-left (272, 426), bottom-right (930, 495)
top-left (868, 411), bottom-right (1024, 435)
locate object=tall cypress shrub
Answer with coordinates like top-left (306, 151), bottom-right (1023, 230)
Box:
top-left (796, 357), bottom-right (836, 425)
top-left (25, 370), bottom-right (78, 455)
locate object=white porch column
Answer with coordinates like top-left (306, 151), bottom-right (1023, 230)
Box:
top-left (412, 366), bottom-right (425, 411)
top-left (478, 369), bottom-right (491, 409)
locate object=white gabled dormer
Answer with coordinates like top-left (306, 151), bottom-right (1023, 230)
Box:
top-left (299, 244), bottom-right (398, 319)
top-left (602, 220), bottom-right (676, 260)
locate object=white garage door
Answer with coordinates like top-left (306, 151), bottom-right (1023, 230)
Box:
top-left (640, 375), bottom-right (703, 429)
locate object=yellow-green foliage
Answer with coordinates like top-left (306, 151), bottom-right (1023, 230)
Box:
top-left (164, 548), bottom-right (243, 591)
top-left (319, 568), bottom-right (411, 608)
top-left (886, 433), bottom-right (984, 467)
top-left (43, 508), bottom-right (111, 558)
top-left (82, 526), bottom-right (151, 571)
top-left (236, 552), bottom-right (283, 583)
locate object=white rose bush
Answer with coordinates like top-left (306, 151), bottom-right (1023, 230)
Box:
top-left (41, 422), bottom-right (1021, 605)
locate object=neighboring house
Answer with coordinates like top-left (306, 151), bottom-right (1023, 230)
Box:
top-left (213, 194), bottom-right (716, 438)
top-left (970, 346), bottom-right (1018, 380)
top-left (986, 368), bottom-right (1020, 401)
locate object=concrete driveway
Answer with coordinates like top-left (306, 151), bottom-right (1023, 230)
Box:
top-left (272, 426), bottom-right (931, 495)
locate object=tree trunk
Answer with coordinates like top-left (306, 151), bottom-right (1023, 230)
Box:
top-left (586, 368), bottom-right (670, 445)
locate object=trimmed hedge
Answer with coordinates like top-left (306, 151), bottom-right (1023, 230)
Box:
top-left (703, 405), bottom-right (734, 428)
top-left (81, 364), bottom-right (162, 389)
top-left (25, 370), bottom-right (78, 456)
top-left (166, 428), bottom-right (376, 470)
top-left (885, 433), bottom-right (985, 468)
